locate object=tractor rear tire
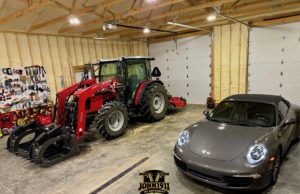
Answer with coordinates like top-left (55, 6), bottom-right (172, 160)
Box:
top-left (95, 101), bottom-right (128, 140)
top-left (140, 83), bottom-right (168, 122)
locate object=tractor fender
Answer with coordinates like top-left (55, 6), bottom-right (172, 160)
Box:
top-left (134, 80), bottom-right (164, 106)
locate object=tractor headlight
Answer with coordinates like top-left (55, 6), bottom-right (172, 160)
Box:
top-left (177, 130), bottom-right (189, 146)
top-left (246, 144), bottom-right (267, 165)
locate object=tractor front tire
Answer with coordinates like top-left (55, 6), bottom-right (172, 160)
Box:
top-left (140, 83), bottom-right (168, 122)
top-left (96, 101), bottom-right (128, 140)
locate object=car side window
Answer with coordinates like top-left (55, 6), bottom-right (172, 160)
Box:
top-left (278, 101), bottom-right (289, 123)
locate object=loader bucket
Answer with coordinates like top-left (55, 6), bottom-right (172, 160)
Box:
top-left (29, 125), bottom-right (80, 167)
top-left (7, 121), bottom-right (46, 157)
top-left (7, 122), bottom-right (80, 167)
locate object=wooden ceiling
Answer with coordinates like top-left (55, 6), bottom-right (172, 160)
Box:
top-left (0, 0), bottom-right (300, 42)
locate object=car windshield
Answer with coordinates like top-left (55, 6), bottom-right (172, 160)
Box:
top-left (209, 101), bottom-right (276, 127)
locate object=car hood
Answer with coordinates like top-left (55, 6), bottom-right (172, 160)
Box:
top-left (188, 120), bottom-right (273, 161)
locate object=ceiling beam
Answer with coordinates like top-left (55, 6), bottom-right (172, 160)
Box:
top-left (0, 0), bottom-right (54, 25)
top-left (71, 0), bottom-right (76, 13)
top-left (149, 30), bottom-right (209, 43)
top-left (59, 0), bottom-right (187, 34)
top-left (128, 1), bottom-right (300, 40)
top-left (81, 0), bottom-right (237, 36)
top-left (52, 1), bottom-right (71, 12)
top-left (96, 0), bottom-right (268, 37)
top-left (252, 14), bottom-right (300, 26)
top-left (28, 0), bottom-right (123, 32)
top-left (116, 0), bottom-right (298, 38)
top-left (182, 0), bottom-right (195, 6)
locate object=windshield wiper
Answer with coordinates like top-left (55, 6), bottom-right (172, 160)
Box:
top-left (237, 123), bottom-right (258, 127)
top-left (207, 118), bottom-right (224, 123)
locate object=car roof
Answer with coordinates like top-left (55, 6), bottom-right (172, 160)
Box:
top-left (223, 94), bottom-right (285, 105)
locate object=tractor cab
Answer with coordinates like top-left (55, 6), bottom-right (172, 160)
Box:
top-left (92, 57), bottom-right (157, 104)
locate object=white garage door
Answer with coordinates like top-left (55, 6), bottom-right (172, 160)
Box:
top-left (150, 35), bottom-right (212, 104)
top-left (248, 22), bottom-right (300, 104)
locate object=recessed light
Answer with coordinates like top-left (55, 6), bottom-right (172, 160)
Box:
top-left (145, 0), bottom-right (157, 3)
top-left (143, 27), bottom-right (150, 34)
top-left (69, 16), bottom-right (80, 25)
top-left (207, 14), bottom-right (216, 22)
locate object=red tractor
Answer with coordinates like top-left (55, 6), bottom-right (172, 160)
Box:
top-left (7, 57), bottom-right (186, 167)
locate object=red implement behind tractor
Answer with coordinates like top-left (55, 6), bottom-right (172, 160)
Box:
top-left (7, 56), bottom-right (186, 167)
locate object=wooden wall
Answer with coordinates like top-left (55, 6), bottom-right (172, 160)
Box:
top-left (0, 32), bottom-right (148, 100)
top-left (212, 23), bottom-right (249, 102)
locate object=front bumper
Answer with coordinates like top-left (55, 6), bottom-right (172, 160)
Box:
top-left (174, 147), bottom-right (273, 190)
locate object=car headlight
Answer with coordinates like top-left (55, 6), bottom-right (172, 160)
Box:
top-left (177, 130), bottom-right (189, 146)
top-left (246, 144), bottom-right (267, 165)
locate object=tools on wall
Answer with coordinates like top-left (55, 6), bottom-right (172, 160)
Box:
top-left (0, 65), bottom-right (52, 134)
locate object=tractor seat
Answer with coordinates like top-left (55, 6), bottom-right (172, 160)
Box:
top-left (128, 75), bottom-right (140, 100)
top-left (129, 75), bottom-right (139, 91)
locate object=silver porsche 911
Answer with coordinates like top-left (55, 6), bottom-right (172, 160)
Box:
top-left (174, 94), bottom-right (300, 190)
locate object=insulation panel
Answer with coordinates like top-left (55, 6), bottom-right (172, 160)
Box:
top-left (0, 32), bottom-right (148, 100)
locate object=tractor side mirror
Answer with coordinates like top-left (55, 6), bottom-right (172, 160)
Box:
top-left (203, 109), bottom-right (210, 118)
top-left (151, 67), bottom-right (161, 78)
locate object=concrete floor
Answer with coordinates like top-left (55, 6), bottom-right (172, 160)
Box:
top-left (0, 105), bottom-right (300, 194)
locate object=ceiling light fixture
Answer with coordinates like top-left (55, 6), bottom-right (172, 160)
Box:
top-left (145, 0), bottom-right (157, 3)
top-left (69, 15), bottom-right (80, 25)
top-left (143, 27), bottom-right (150, 34)
top-left (103, 21), bottom-right (117, 31)
top-left (206, 6), bottom-right (249, 26)
top-left (207, 14), bottom-right (217, 22)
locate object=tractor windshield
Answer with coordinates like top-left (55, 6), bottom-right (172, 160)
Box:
top-left (100, 62), bottom-right (119, 81)
top-left (127, 60), bottom-right (148, 89)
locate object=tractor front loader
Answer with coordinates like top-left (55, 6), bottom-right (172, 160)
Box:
top-left (7, 57), bottom-right (186, 167)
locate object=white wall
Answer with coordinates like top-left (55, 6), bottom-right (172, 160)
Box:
top-left (248, 21), bottom-right (300, 104)
top-left (150, 35), bottom-right (212, 104)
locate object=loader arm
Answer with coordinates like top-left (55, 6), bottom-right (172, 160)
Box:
top-left (70, 79), bottom-right (119, 140)
top-left (55, 79), bottom-right (96, 125)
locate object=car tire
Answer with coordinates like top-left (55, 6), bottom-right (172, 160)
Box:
top-left (270, 149), bottom-right (282, 186)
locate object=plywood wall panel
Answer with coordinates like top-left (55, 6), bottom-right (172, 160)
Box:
top-left (0, 33), bottom-right (9, 66)
top-left (81, 38), bottom-right (90, 63)
top-left (74, 37), bottom-right (84, 65)
top-left (17, 34), bottom-right (32, 66)
top-left (212, 23), bottom-right (249, 102)
top-left (240, 26), bottom-right (249, 94)
top-left (66, 37), bottom-right (77, 67)
top-left (94, 40), bottom-right (103, 59)
top-left (0, 31), bottom-right (148, 100)
top-left (38, 35), bottom-right (57, 100)
top-left (28, 35), bottom-right (43, 65)
top-left (4, 33), bottom-right (21, 68)
top-left (48, 36), bottom-right (64, 91)
top-left (88, 39), bottom-right (97, 63)
top-left (57, 36), bottom-right (73, 87)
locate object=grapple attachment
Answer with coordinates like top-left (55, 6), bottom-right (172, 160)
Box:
top-left (7, 121), bottom-right (80, 167)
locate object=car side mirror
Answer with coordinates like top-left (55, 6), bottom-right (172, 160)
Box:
top-left (284, 118), bottom-right (296, 126)
top-left (203, 109), bottom-right (210, 118)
